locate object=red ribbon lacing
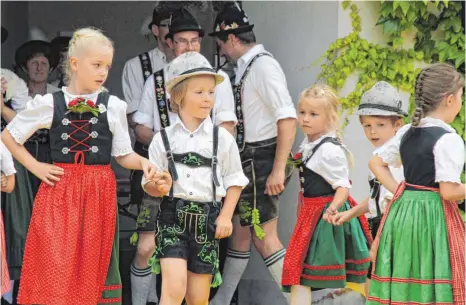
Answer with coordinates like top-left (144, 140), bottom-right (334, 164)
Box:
top-left (68, 119), bottom-right (92, 165)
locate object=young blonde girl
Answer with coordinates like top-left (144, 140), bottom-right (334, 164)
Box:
top-left (367, 63), bottom-right (465, 305)
top-left (143, 52), bottom-right (248, 305)
top-left (2, 27), bottom-right (171, 305)
top-left (281, 84), bottom-right (372, 304)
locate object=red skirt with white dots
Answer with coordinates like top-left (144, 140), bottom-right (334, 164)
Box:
top-left (17, 162), bottom-right (118, 305)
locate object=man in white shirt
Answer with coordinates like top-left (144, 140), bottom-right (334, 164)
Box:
top-left (208, 4), bottom-right (297, 304)
top-left (122, 4), bottom-right (178, 305)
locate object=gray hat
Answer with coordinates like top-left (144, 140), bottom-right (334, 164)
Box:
top-left (356, 81), bottom-right (407, 117)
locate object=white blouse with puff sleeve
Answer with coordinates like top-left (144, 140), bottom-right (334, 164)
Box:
top-left (1, 141), bottom-right (16, 176)
top-left (299, 133), bottom-right (353, 190)
top-left (374, 116), bottom-right (465, 184)
top-left (6, 87), bottom-right (134, 157)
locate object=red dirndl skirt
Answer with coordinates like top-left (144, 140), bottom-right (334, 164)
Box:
top-left (17, 162), bottom-right (117, 305)
top-left (1, 212), bottom-right (11, 296)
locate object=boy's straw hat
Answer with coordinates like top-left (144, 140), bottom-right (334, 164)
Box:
top-left (165, 52), bottom-right (224, 94)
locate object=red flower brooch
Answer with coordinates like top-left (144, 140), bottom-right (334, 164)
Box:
top-left (287, 152), bottom-right (303, 167)
top-left (66, 97), bottom-right (100, 117)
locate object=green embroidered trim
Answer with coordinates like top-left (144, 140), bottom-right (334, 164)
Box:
top-left (129, 232), bottom-right (138, 246)
top-left (198, 240), bottom-right (222, 288)
top-left (181, 153), bottom-right (204, 166)
top-left (179, 202), bottom-right (204, 214)
top-left (252, 209), bottom-right (265, 240)
top-left (238, 200), bottom-right (265, 240)
top-left (150, 223), bottom-right (182, 274)
top-left (238, 200), bottom-right (252, 223)
top-left (136, 206), bottom-right (152, 228)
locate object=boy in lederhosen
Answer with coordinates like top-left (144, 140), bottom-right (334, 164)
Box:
top-left (143, 51), bottom-right (248, 305)
top-left (130, 7), bottom-right (238, 305)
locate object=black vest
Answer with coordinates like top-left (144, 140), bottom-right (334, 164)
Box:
top-left (299, 137), bottom-right (341, 198)
top-left (49, 91), bottom-right (113, 165)
top-left (400, 126), bottom-right (449, 188)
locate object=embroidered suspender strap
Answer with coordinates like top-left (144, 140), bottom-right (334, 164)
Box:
top-left (153, 69), bottom-right (171, 128)
top-left (138, 52), bottom-right (153, 82)
top-left (233, 52), bottom-right (271, 152)
top-left (160, 128), bottom-right (178, 200)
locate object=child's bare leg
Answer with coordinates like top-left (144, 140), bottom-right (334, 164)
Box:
top-left (185, 271), bottom-right (212, 305)
top-left (290, 285), bottom-right (311, 305)
top-left (159, 258), bottom-right (187, 305)
top-left (365, 278), bottom-right (371, 297)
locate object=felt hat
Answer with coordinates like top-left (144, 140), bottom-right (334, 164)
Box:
top-left (165, 52), bottom-right (224, 94)
top-left (165, 8), bottom-right (204, 40)
top-left (356, 81), bottom-right (408, 117)
top-left (209, 2), bottom-right (254, 37)
top-left (15, 40), bottom-right (57, 72)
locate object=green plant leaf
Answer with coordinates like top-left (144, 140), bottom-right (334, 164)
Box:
top-left (399, 1), bottom-right (410, 16)
top-left (383, 19), bottom-right (400, 34)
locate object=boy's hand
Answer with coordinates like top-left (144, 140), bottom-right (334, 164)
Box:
top-left (331, 210), bottom-right (353, 226)
top-left (215, 215), bottom-right (233, 239)
top-left (151, 171), bottom-right (172, 196)
top-left (1, 173), bottom-right (7, 188)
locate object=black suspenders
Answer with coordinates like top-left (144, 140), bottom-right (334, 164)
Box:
top-left (160, 126), bottom-right (220, 202)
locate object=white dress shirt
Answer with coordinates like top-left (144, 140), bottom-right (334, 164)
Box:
top-left (1, 140), bottom-right (16, 176)
top-left (133, 67), bottom-right (237, 131)
top-left (375, 117), bottom-right (465, 184)
top-left (122, 47), bottom-right (167, 114)
top-left (143, 117), bottom-right (249, 202)
top-left (234, 44), bottom-right (297, 143)
top-left (6, 87), bottom-right (134, 157)
top-left (1, 69), bottom-right (29, 112)
top-left (299, 133), bottom-right (352, 190)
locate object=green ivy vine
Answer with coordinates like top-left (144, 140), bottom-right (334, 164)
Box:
top-left (317, 0), bottom-right (465, 139)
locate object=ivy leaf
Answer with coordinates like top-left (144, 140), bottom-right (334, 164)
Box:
top-left (436, 41), bottom-right (449, 51)
top-left (399, 1), bottom-right (410, 16)
top-left (451, 116), bottom-right (464, 135)
top-left (342, 0), bottom-right (350, 10)
top-left (387, 70), bottom-right (396, 80)
top-left (383, 19), bottom-right (400, 34)
top-left (443, 0), bottom-right (449, 8)
top-left (455, 52), bottom-right (465, 69)
top-left (415, 51), bottom-right (424, 60)
top-left (452, 19), bottom-right (462, 33)
top-left (393, 1), bottom-right (400, 10)
top-left (407, 10), bottom-right (417, 23)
